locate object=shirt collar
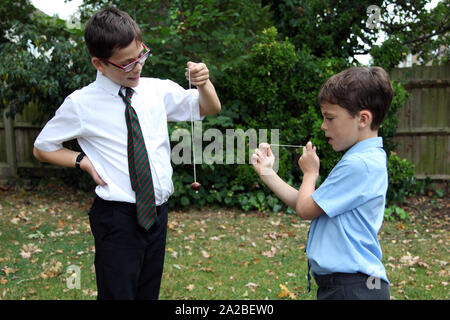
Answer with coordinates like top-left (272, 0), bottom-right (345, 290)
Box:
top-left (343, 137), bottom-right (384, 158)
top-left (94, 71), bottom-right (122, 96)
top-left (94, 71), bottom-right (143, 97)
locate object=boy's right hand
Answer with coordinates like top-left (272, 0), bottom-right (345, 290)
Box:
top-left (298, 141), bottom-right (320, 177)
top-left (80, 156), bottom-right (107, 186)
top-left (251, 143), bottom-right (275, 176)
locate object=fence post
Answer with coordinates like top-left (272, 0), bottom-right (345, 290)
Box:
top-left (3, 107), bottom-right (17, 177)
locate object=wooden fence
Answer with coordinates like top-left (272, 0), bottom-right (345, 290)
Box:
top-left (0, 101), bottom-right (47, 182)
top-left (1, 64), bottom-right (449, 182)
top-left (390, 64), bottom-right (449, 180)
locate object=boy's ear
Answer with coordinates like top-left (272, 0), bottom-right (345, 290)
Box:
top-left (358, 110), bottom-right (373, 129)
top-left (91, 57), bottom-right (105, 73)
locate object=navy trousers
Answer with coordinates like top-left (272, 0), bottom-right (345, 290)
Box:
top-left (313, 272), bottom-right (390, 300)
top-left (88, 196), bottom-right (168, 300)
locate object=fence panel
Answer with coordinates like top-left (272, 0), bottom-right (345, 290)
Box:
top-left (390, 64), bottom-right (450, 180)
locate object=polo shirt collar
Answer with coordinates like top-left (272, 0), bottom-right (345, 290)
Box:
top-left (343, 137), bottom-right (384, 157)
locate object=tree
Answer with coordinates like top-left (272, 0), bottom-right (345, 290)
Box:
top-left (264, 0), bottom-right (449, 68)
top-left (0, 1), bottom-right (93, 119)
top-left (372, 0), bottom-right (449, 69)
top-left (0, 0), bottom-right (34, 45)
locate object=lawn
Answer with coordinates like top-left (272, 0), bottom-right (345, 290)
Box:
top-left (0, 182), bottom-right (448, 300)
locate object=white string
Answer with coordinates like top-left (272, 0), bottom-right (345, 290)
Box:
top-left (188, 68), bottom-right (197, 183)
top-left (270, 144), bottom-right (305, 148)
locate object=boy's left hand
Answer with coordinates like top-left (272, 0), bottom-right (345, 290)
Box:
top-left (186, 61), bottom-right (209, 87)
top-left (251, 143), bottom-right (275, 176)
top-left (298, 141), bottom-right (320, 176)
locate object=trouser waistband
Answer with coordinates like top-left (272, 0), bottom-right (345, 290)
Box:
top-left (313, 272), bottom-right (385, 287)
top-left (93, 196), bottom-right (168, 217)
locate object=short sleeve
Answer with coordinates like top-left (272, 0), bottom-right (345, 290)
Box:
top-left (161, 79), bottom-right (203, 122)
top-left (34, 97), bottom-right (83, 152)
top-left (312, 157), bottom-right (371, 218)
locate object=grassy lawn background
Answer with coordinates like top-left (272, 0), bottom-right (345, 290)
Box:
top-left (0, 181), bottom-right (448, 300)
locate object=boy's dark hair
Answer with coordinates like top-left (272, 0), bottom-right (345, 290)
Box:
top-left (84, 7), bottom-right (142, 59)
top-left (318, 66), bottom-right (394, 130)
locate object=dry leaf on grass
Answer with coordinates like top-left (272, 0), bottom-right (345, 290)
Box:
top-left (186, 284), bottom-right (195, 291)
top-left (262, 246), bottom-right (277, 258)
top-left (40, 258), bottom-right (63, 279)
top-left (201, 250), bottom-right (212, 259)
top-left (278, 284), bottom-right (296, 300)
top-left (19, 243), bottom-right (42, 259)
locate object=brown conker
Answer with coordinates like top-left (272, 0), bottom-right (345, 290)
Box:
top-left (190, 182), bottom-right (201, 191)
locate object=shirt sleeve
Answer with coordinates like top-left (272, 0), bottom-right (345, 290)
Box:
top-left (161, 79), bottom-right (204, 122)
top-left (312, 156), bottom-right (371, 218)
top-left (34, 97), bottom-right (83, 152)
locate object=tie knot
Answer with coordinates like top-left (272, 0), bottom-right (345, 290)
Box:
top-left (125, 87), bottom-right (134, 99)
top-left (120, 87), bottom-right (134, 100)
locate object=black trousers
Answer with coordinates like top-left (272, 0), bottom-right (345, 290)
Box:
top-left (313, 272), bottom-right (390, 300)
top-left (88, 196), bottom-right (168, 300)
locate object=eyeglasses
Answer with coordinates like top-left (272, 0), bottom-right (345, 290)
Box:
top-left (101, 43), bottom-right (151, 73)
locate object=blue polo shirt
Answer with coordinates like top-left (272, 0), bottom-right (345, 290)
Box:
top-left (307, 137), bottom-right (389, 283)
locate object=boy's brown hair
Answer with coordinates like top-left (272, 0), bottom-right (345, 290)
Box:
top-left (84, 7), bottom-right (142, 59)
top-left (318, 66), bottom-right (394, 130)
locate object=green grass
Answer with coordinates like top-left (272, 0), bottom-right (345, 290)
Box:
top-left (0, 183), bottom-right (448, 300)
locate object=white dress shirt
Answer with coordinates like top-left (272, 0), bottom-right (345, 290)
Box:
top-left (34, 71), bottom-right (202, 205)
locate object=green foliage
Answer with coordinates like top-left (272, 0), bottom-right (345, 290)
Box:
top-left (372, 0), bottom-right (450, 68)
top-left (0, 0), bottom-right (34, 45)
top-left (384, 204), bottom-right (410, 221)
top-left (386, 151), bottom-right (416, 204)
top-left (379, 81), bottom-right (409, 154)
top-left (1, 0), bottom-right (426, 214)
top-left (265, 0), bottom-right (384, 60)
top-left (0, 11), bottom-right (93, 119)
top-left (266, 0), bottom-right (449, 69)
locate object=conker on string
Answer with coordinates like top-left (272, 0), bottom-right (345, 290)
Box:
top-left (190, 182), bottom-right (201, 191)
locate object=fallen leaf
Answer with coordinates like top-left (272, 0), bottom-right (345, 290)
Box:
top-left (278, 284), bottom-right (296, 300)
top-left (245, 282), bottom-right (259, 292)
top-left (40, 258), bottom-right (62, 279)
top-left (287, 273), bottom-right (296, 277)
top-left (168, 220), bottom-right (178, 231)
top-left (57, 219), bottom-right (66, 229)
top-left (20, 243), bottom-right (42, 259)
top-left (186, 284), bottom-right (195, 291)
top-left (2, 266), bottom-right (17, 275)
top-left (262, 246), bottom-right (277, 258)
top-left (201, 250), bottom-right (211, 259)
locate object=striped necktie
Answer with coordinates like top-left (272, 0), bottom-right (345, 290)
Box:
top-left (119, 87), bottom-right (156, 231)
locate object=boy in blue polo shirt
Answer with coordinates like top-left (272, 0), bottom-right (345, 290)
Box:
top-left (251, 66), bottom-right (393, 300)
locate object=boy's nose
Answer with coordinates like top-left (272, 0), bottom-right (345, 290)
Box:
top-left (133, 62), bottom-right (143, 73)
top-left (321, 121), bottom-right (326, 131)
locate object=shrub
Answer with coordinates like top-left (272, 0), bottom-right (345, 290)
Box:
top-left (386, 151), bottom-right (416, 204)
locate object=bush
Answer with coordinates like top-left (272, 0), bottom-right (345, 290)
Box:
top-left (169, 27), bottom-right (411, 213)
top-left (3, 1), bottom-right (415, 214)
top-left (386, 151), bottom-right (416, 204)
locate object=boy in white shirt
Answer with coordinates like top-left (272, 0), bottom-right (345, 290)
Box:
top-left (33, 7), bottom-right (220, 300)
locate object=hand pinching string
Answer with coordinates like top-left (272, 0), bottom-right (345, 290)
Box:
top-left (187, 67), bottom-right (201, 192)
